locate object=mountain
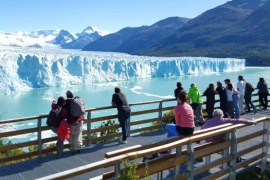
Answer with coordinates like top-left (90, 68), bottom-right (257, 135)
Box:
top-left (0, 26), bottom-right (107, 49)
top-left (62, 26), bottom-right (107, 49)
top-left (82, 17), bottom-right (190, 53)
top-left (138, 0), bottom-right (270, 66)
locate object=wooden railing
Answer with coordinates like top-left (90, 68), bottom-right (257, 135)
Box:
top-left (35, 117), bottom-right (270, 180)
top-left (0, 93), bottom-right (265, 164)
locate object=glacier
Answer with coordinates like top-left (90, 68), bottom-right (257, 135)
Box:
top-left (0, 47), bottom-right (245, 94)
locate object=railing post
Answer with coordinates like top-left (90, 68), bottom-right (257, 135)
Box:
top-left (174, 146), bottom-right (182, 176)
top-left (37, 117), bottom-right (42, 158)
top-left (186, 142), bottom-right (194, 180)
top-left (261, 120), bottom-right (269, 173)
top-left (222, 133), bottom-right (230, 169)
top-left (87, 111), bottom-right (92, 146)
top-left (229, 129), bottom-right (237, 180)
top-left (158, 101), bottom-right (163, 129)
top-left (114, 162), bottom-right (121, 178)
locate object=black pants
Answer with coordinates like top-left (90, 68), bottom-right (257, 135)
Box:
top-left (244, 94), bottom-right (255, 111)
top-left (118, 110), bottom-right (131, 141)
top-left (259, 93), bottom-right (268, 109)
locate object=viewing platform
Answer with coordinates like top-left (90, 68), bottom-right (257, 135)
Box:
top-left (0, 109), bottom-right (269, 179)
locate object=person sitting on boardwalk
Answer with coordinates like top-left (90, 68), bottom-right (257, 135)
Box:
top-left (201, 109), bottom-right (255, 143)
top-left (166, 91), bottom-right (195, 137)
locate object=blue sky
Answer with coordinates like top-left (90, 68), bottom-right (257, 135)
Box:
top-left (0, 0), bottom-right (229, 34)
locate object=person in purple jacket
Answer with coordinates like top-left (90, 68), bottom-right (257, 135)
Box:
top-left (201, 109), bottom-right (255, 143)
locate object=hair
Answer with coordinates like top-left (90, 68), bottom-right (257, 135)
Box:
top-left (177, 82), bottom-right (182, 88)
top-left (177, 91), bottom-right (188, 103)
top-left (217, 81), bottom-right (222, 86)
top-left (238, 75), bottom-right (243, 81)
top-left (227, 83), bottom-right (233, 91)
top-left (190, 83), bottom-right (196, 87)
top-left (209, 83), bottom-right (215, 91)
top-left (259, 77), bottom-right (265, 82)
top-left (115, 87), bottom-right (121, 93)
top-left (57, 96), bottom-right (65, 106)
top-left (212, 109), bottom-right (224, 117)
top-left (224, 79), bottom-right (230, 83)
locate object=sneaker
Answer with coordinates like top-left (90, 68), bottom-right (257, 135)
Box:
top-left (254, 109), bottom-right (257, 114)
top-left (119, 139), bottom-right (127, 144)
top-left (72, 150), bottom-right (80, 155)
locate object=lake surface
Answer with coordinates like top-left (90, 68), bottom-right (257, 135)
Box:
top-left (0, 67), bottom-right (268, 120)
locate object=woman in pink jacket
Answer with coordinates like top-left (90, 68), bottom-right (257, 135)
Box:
top-left (166, 91), bottom-right (195, 137)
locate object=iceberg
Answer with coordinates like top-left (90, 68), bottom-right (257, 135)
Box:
top-left (0, 47), bottom-right (245, 94)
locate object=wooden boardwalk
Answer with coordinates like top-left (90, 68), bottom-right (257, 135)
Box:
top-left (0, 109), bottom-right (269, 180)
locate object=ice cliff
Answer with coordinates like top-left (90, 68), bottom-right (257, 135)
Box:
top-left (0, 48), bottom-right (245, 94)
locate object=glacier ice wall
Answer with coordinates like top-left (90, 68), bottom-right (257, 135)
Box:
top-left (0, 48), bottom-right (245, 94)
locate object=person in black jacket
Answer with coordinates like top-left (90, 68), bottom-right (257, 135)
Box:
top-left (174, 82), bottom-right (185, 98)
top-left (203, 83), bottom-right (216, 118)
top-left (244, 80), bottom-right (256, 114)
top-left (257, 77), bottom-right (269, 110)
top-left (112, 87), bottom-right (131, 144)
top-left (216, 81), bottom-right (228, 117)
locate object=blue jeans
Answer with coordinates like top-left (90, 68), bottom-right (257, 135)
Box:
top-left (232, 94), bottom-right (240, 118)
top-left (194, 103), bottom-right (205, 124)
top-left (166, 124), bottom-right (180, 137)
top-left (118, 110), bottom-right (131, 141)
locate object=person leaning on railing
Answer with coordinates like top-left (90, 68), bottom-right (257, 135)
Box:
top-left (200, 108), bottom-right (256, 143)
top-left (166, 91), bottom-right (195, 137)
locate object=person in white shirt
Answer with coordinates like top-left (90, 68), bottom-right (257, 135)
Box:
top-left (236, 75), bottom-right (246, 115)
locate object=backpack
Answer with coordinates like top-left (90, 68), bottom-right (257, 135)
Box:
top-left (46, 107), bottom-right (62, 128)
top-left (69, 96), bottom-right (85, 117)
top-left (246, 82), bottom-right (255, 93)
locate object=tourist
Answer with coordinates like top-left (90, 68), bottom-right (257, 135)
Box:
top-left (48, 96), bottom-right (66, 158)
top-left (236, 75), bottom-right (246, 115)
top-left (203, 83), bottom-right (216, 118)
top-left (225, 83), bottom-right (234, 118)
top-left (225, 79), bottom-right (240, 118)
top-left (174, 82), bottom-right (185, 100)
top-left (257, 77), bottom-right (269, 110)
top-left (188, 83), bottom-right (205, 126)
top-left (244, 80), bottom-right (256, 114)
top-left (112, 87), bottom-right (131, 144)
top-left (166, 91), bottom-right (195, 137)
top-left (216, 81), bottom-right (228, 117)
top-left (65, 90), bottom-right (84, 155)
top-left (201, 109), bottom-right (255, 142)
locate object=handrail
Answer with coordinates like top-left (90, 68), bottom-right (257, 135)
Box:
top-left (0, 93), bottom-right (267, 164)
